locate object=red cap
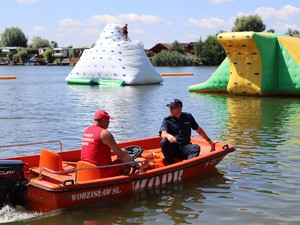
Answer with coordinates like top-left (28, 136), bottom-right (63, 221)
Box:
top-left (94, 110), bottom-right (115, 120)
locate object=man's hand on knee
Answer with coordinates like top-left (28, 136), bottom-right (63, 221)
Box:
top-left (167, 135), bottom-right (177, 143)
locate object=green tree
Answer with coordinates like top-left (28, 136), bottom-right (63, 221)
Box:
top-left (55, 57), bottom-right (62, 65)
top-left (267, 29), bottom-right (275, 33)
top-left (151, 50), bottom-right (196, 66)
top-left (285, 28), bottom-right (300, 36)
top-left (216, 30), bottom-right (227, 35)
top-left (43, 49), bottom-right (54, 63)
top-left (1, 27), bottom-right (28, 47)
top-left (232, 15), bottom-right (266, 32)
top-left (18, 49), bottom-right (28, 63)
top-left (197, 35), bottom-right (226, 66)
top-left (194, 38), bottom-right (204, 65)
top-left (13, 54), bottom-right (19, 64)
top-left (169, 40), bottom-right (185, 54)
top-left (7, 52), bottom-right (13, 61)
top-left (31, 36), bottom-right (50, 49)
top-left (51, 41), bottom-right (58, 48)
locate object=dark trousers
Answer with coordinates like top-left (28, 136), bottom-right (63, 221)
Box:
top-left (160, 138), bottom-right (200, 165)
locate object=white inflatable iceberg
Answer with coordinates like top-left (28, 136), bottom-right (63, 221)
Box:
top-left (65, 24), bottom-right (163, 85)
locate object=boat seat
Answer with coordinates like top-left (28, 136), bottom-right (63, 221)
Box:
top-left (30, 149), bottom-right (76, 183)
top-left (30, 149), bottom-right (75, 183)
top-left (76, 161), bottom-right (102, 183)
top-left (38, 149), bottom-right (74, 171)
top-left (39, 148), bottom-right (64, 171)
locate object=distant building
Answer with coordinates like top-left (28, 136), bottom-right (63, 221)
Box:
top-left (53, 47), bottom-right (73, 58)
top-left (290, 33), bottom-right (300, 38)
top-left (72, 47), bottom-right (87, 57)
top-left (38, 48), bottom-right (48, 55)
top-left (0, 47), bottom-right (18, 54)
top-left (147, 42), bottom-right (196, 56)
top-left (70, 57), bottom-right (80, 66)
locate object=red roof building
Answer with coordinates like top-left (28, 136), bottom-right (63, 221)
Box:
top-left (147, 42), bottom-right (195, 56)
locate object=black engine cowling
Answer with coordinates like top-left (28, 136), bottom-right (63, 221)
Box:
top-left (0, 160), bottom-right (27, 206)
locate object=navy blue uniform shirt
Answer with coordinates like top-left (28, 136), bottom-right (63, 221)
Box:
top-left (159, 112), bottom-right (199, 146)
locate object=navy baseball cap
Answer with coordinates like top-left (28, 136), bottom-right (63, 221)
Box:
top-left (166, 99), bottom-right (183, 108)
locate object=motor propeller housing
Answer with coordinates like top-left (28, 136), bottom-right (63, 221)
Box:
top-left (0, 160), bottom-right (27, 206)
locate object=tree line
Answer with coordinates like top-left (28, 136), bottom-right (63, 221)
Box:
top-left (152, 15), bottom-right (299, 66)
top-left (0, 27), bottom-right (60, 64)
top-left (1, 15), bottom-right (299, 66)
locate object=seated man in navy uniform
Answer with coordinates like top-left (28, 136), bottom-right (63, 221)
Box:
top-left (159, 99), bottom-right (215, 165)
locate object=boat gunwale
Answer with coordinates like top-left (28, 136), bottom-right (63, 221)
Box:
top-left (27, 147), bottom-right (235, 193)
top-left (30, 158), bottom-right (147, 182)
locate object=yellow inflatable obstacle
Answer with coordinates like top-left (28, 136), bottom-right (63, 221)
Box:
top-left (189, 32), bottom-right (300, 96)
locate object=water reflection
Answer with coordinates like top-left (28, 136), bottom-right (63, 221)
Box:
top-left (1, 66), bottom-right (300, 224)
top-left (66, 84), bottom-right (166, 142)
top-left (188, 93), bottom-right (300, 224)
top-left (19, 169), bottom-right (230, 225)
top-left (226, 96), bottom-right (300, 148)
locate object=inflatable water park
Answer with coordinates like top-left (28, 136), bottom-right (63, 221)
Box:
top-left (65, 24), bottom-right (163, 86)
top-left (189, 32), bottom-right (300, 96)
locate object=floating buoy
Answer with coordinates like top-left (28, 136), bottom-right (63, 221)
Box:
top-left (160, 72), bottom-right (194, 76)
top-left (0, 76), bottom-right (17, 80)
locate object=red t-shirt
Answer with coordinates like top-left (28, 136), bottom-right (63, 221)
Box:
top-left (81, 125), bottom-right (112, 166)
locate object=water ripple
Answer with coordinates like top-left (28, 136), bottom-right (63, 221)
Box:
top-left (0, 66), bottom-right (300, 224)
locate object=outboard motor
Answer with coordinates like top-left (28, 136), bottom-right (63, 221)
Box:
top-left (0, 160), bottom-right (28, 206)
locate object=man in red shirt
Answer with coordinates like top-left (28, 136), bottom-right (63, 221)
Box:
top-left (81, 110), bottom-right (135, 177)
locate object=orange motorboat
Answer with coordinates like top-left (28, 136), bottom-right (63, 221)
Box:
top-left (0, 136), bottom-right (235, 213)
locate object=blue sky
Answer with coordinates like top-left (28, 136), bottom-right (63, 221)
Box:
top-left (1, 0), bottom-right (300, 48)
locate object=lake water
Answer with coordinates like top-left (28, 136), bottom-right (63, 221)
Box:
top-left (0, 66), bottom-right (299, 225)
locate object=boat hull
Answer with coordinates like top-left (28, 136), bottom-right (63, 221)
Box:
top-left (4, 136), bottom-right (235, 212)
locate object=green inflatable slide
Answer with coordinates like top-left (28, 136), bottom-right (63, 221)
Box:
top-left (189, 32), bottom-right (300, 96)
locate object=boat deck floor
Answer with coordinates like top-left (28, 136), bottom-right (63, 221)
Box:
top-left (28, 146), bottom-right (213, 184)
